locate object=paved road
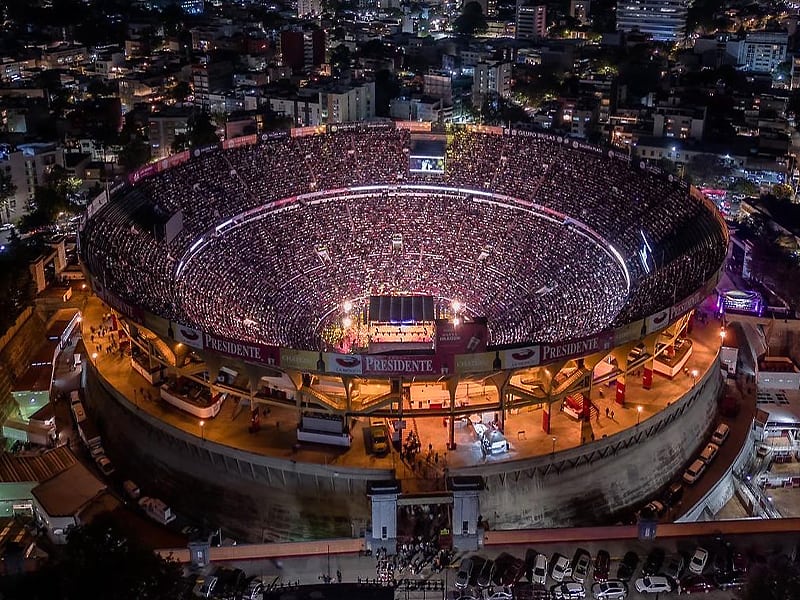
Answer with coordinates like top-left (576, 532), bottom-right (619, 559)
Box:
top-left (206, 531), bottom-right (800, 600)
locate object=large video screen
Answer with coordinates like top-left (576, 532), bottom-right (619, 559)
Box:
top-left (409, 156), bottom-right (445, 174)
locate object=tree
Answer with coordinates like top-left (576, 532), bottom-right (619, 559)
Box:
top-left (188, 111), bottom-right (220, 148)
top-left (453, 1), bottom-right (488, 36)
top-left (730, 178), bottom-right (758, 197)
top-left (685, 153), bottom-right (731, 185)
top-left (330, 44), bottom-right (352, 76)
top-left (0, 514), bottom-right (185, 599)
top-left (771, 183), bottom-right (794, 201)
top-left (170, 81), bottom-right (192, 103)
top-left (740, 555), bottom-right (800, 600)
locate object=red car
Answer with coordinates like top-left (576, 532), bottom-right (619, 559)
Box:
top-left (593, 550), bottom-right (610, 582)
top-left (679, 574), bottom-right (716, 594)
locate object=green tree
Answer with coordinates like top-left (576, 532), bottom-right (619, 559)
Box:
top-left (772, 183), bottom-right (794, 201)
top-left (730, 178), bottom-right (758, 197)
top-left (0, 514), bottom-right (185, 599)
top-left (685, 153), bottom-right (731, 185)
top-left (188, 111), bottom-right (220, 148)
top-left (453, 1), bottom-right (488, 36)
top-left (740, 555), bottom-right (800, 600)
top-left (330, 44), bottom-right (352, 76)
top-left (0, 233), bottom-right (34, 335)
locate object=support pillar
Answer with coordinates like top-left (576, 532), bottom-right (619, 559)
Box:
top-left (447, 378), bottom-right (458, 450)
top-left (542, 401), bottom-right (551, 433)
top-left (615, 375), bottom-right (626, 406)
top-left (642, 359), bottom-right (654, 390)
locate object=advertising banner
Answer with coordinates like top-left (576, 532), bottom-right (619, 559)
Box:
top-left (670, 289), bottom-right (709, 321)
top-left (322, 352), bottom-right (364, 376)
top-left (173, 324), bottom-right (203, 349)
top-left (454, 352), bottom-right (498, 374)
top-left (435, 319), bottom-right (488, 373)
top-left (203, 332), bottom-right (279, 366)
top-left (222, 134), bottom-right (257, 150)
top-left (363, 354), bottom-right (439, 377)
top-left (279, 348), bottom-right (319, 371)
top-left (92, 276), bottom-right (145, 324)
top-left (645, 309), bottom-right (670, 334)
top-left (615, 320), bottom-right (645, 345)
top-left (501, 345), bottom-right (541, 369)
top-left (540, 331), bottom-right (614, 364)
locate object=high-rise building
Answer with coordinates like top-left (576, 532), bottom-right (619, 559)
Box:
top-left (318, 80), bottom-right (376, 123)
top-left (472, 61), bottom-right (512, 105)
top-left (280, 29), bottom-right (326, 73)
top-left (180, 0), bottom-right (204, 14)
top-left (0, 143), bottom-right (65, 225)
top-left (516, 4), bottom-right (547, 40)
top-left (149, 107), bottom-right (193, 160)
top-left (297, 0), bottom-right (322, 17)
top-left (616, 0), bottom-right (688, 42)
top-left (569, 0), bottom-right (590, 24)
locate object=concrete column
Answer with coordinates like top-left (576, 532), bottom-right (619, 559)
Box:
top-left (642, 358), bottom-right (654, 390)
top-left (447, 377), bottom-right (458, 450)
top-left (542, 401), bottom-right (551, 433)
top-left (615, 374), bottom-right (626, 406)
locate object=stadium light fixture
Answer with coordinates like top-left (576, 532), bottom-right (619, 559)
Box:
top-left (342, 316), bottom-right (353, 329)
top-left (451, 300), bottom-right (462, 313)
top-left (343, 300), bottom-right (353, 314)
top-left (720, 328), bottom-right (726, 340)
top-left (200, 420), bottom-right (205, 441)
top-left (637, 405), bottom-right (643, 426)
top-left (453, 316), bottom-right (461, 327)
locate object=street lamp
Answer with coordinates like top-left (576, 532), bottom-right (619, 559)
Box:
top-left (636, 405), bottom-right (643, 426)
top-left (691, 369), bottom-right (698, 387)
top-left (199, 420), bottom-right (205, 441)
top-left (551, 436), bottom-right (557, 455)
top-left (91, 352), bottom-right (98, 361)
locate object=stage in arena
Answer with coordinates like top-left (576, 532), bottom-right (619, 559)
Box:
top-left (367, 295), bottom-right (435, 354)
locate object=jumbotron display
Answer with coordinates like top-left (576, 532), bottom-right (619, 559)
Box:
top-left (79, 123), bottom-right (728, 365)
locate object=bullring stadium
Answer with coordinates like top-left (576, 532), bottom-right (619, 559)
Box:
top-left (76, 122), bottom-right (729, 547)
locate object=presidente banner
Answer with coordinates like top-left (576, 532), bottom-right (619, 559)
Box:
top-left (614, 320), bottom-right (645, 346)
top-left (202, 332), bottom-right (279, 366)
top-left (539, 331), bottom-right (615, 364)
top-left (670, 288), bottom-right (712, 321)
top-left (501, 345), bottom-right (541, 370)
top-left (173, 324), bottom-right (203, 349)
top-left (645, 309), bottom-right (670, 334)
top-left (362, 354), bottom-right (440, 377)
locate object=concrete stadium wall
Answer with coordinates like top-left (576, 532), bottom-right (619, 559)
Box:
top-left (84, 362), bottom-right (392, 543)
top-left (454, 355), bottom-right (724, 530)
top-left (85, 353), bottom-right (723, 541)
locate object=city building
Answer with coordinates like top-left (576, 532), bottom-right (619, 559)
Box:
top-left (736, 31), bottom-right (788, 74)
top-left (616, 0), bottom-right (688, 42)
top-left (389, 96), bottom-right (452, 122)
top-left (570, 0), bottom-right (591, 24)
top-left (652, 104), bottom-right (706, 140)
top-left (280, 29), bottom-right (326, 73)
top-left (516, 4), bottom-right (547, 40)
top-left (191, 60), bottom-right (233, 111)
top-left (148, 107), bottom-right (193, 160)
top-left (472, 61), bottom-right (512, 105)
top-left (297, 0), bottom-right (322, 17)
top-left (180, 0), bottom-right (204, 14)
top-left (318, 80), bottom-right (376, 123)
top-left (0, 143), bottom-right (65, 225)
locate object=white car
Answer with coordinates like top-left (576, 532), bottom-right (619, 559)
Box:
top-left (711, 423), bottom-right (730, 445)
top-left (591, 580), bottom-right (628, 600)
top-left (634, 576), bottom-right (673, 593)
top-left (531, 553), bottom-right (548, 585)
top-left (551, 554), bottom-right (572, 583)
top-left (689, 547), bottom-right (709, 574)
top-left (551, 581), bottom-right (585, 599)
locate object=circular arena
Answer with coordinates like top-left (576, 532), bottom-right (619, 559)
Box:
top-left (78, 123), bottom-right (729, 544)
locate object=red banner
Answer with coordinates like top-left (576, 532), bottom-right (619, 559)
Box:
top-left (202, 332), bottom-right (279, 366)
top-left (540, 332), bottom-right (614, 364)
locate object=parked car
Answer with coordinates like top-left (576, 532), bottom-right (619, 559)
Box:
top-left (95, 455), bottom-right (115, 476)
top-left (641, 500), bottom-right (666, 518)
top-left (663, 553), bottom-right (686, 580)
top-left (456, 558), bottom-right (474, 589)
top-left (699, 442), bottom-right (720, 464)
top-left (244, 578), bottom-right (264, 600)
top-left (122, 480), bottom-right (141, 500)
top-left (682, 459), bottom-right (706, 485)
top-left (679, 574), bottom-right (716, 594)
top-left (591, 579), bottom-right (628, 600)
top-left (713, 570), bottom-right (747, 591)
top-left (494, 552), bottom-right (525, 587)
top-left (642, 548), bottom-right (665, 576)
top-left (661, 482), bottom-right (684, 506)
top-left (469, 557), bottom-right (487, 586)
top-left (551, 581), bottom-right (585, 600)
top-left (572, 549), bottom-right (592, 583)
top-left (634, 576), bottom-right (673, 593)
top-left (477, 559), bottom-right (495, 588)
top-left (688, 547), bottom-right (709, 574)
top-left (616, 552), bottom-right (639, 582)
top-left (527, 552), bottom-right (548, 585)
top-left (488, 588), bottom-right (513, 600)
top-left (711, 423), bottom-right (730, 445)
top-left (593, 550), bottom-right (611, 582)
top-left (369, 425), bottom-right (389, 456)
top-left (551, 554), bottom-right (572, 583)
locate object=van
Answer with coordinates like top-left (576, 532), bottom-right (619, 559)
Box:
top-left (711, 423), bottom-right (730, 445)
top-left (138, 496), bottom-right (176, 524)
top-left (699, 442), bottom-right (720, 464)
top-left (682, 459), bottom-right (706, 485)
top-left (123, 480), bottom-right (141, 500)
